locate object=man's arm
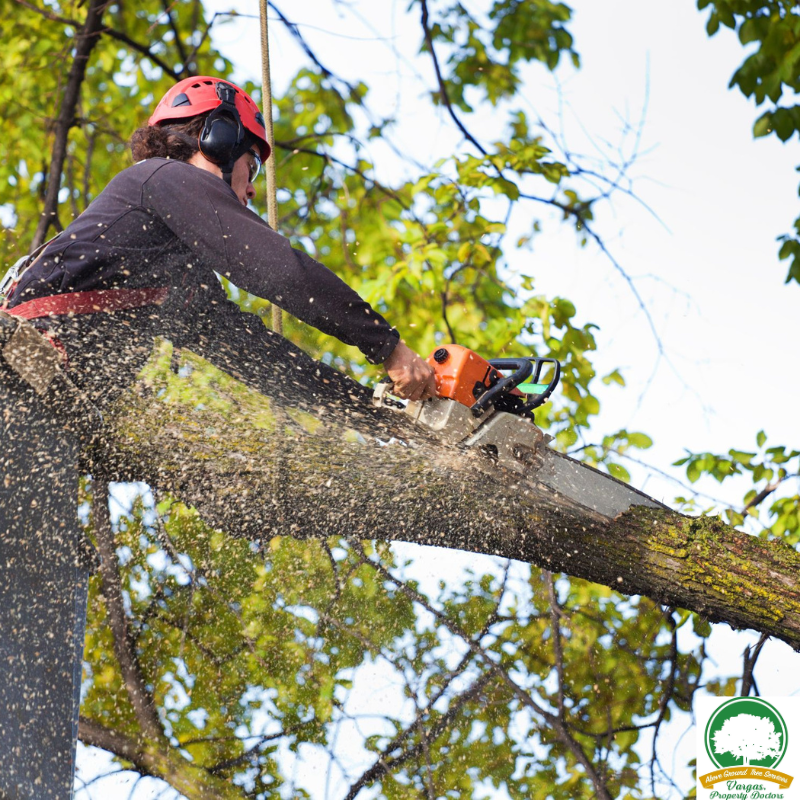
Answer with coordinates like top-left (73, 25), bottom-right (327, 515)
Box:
top-left (143, 160), bottom-right (435, 397)
top-left (143, 160), bottom-right (397, 363)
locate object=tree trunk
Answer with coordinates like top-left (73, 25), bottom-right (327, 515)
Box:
top-left (86, 337), bottom-right (800, 650)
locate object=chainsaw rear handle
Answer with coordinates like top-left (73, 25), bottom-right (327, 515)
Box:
top-left (470, 357), bottom-right (560, 417)
top-left (372, 379), bottom-right (406, 409)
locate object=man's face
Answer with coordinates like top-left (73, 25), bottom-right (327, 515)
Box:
top-left (230, 148), bottom-right (261, 206)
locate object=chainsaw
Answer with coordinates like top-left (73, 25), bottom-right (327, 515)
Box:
top-left (373, 344), bottom-right (664, 518)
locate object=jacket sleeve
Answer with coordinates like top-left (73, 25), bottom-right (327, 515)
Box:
top-left (141, 160), bottom-right (400, 364)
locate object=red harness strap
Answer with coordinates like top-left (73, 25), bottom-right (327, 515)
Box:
top-left (5, 287), bottom-right (170, 320)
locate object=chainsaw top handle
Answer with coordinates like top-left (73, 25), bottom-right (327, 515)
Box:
top-left (500, 356), bottom-right (561, 410)
top-left (471, 356), bottom-right (561, 418)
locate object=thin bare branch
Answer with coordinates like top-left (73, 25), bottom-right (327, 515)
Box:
top-left (741, 633), bottom-right (769, 696)
top-left (419, 0), bottom-right (487, 157)
top-left (744, 480), bottom-right (785, 513)
top-left (208, 729), bottom-right (292, 776)
top-left (343, 668), bottom-right (495, 800)
top-left (649, 610), bottom-right (680, 797)
top-left (268, 1), bottom-right (344, 87)
top-left (93, 479), bottom-right (165, 744)
top-left (13, 0), bottom-right (78, 26)
top-left (415, 0), bottom-right (670, 372)
top-left (161, 0), bottom-right (189, 67)
top-left (32, 0), bottom-right (108, 249)
top-left (83, 125), bottom-right (98, 211)
top-left (350, 542), bottom-right (613, 800)
top-left (545, 572), bottom-right (566, 719)
top-left (274, 140), bottom-right (409, 209)
top-left (101, 26), bottom-right (182, 81)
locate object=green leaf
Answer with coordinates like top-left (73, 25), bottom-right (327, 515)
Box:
top-left (693, 614), bottom-right (712, 638)
top-left (602, 369), bottom-right (625, 386)
top-left (628, 432), bottom-right (653, 450)
top-left (753, 111), bottom-right (773, 138)
top-left (607, 462), bottom-right (631, 483)
top-left (729, 449), bottom-right (756, 465)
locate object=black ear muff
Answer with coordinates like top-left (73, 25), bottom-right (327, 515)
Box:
top-left (198, 82), bottom-right (246, 184)
top-left (199, 114), bottom-right (239, 163)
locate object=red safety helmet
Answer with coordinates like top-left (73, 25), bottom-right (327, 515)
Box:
top-left (149, 76), bottom-right (270, 161)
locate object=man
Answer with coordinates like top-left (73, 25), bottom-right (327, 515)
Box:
top-left (0, 75), bottom-right (435, 797)
top-left (5, 75), bottom-right (436, 403)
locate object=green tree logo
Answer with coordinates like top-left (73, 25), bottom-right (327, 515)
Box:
top-left (705, 698), bottom-right (788, 769)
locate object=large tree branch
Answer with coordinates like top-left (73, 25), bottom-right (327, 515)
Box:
top-left (79, 715), bottom-right (149, 764)
top-left (87, 336), bottom-right (800, 650)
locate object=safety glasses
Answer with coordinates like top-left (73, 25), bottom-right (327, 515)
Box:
top-left (247, 149), bottom-right (262, 184)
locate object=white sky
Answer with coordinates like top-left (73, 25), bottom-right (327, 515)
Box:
top-left (76, 1), bottom-right (800, 797)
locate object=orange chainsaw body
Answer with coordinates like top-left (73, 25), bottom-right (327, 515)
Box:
top-left (427, 344), bottom-right (522, 409)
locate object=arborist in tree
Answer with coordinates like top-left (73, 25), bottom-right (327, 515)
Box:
top-left (0, 76), bottom-right (435, 800)
top-left (2, 75), bottom-right (437, 404)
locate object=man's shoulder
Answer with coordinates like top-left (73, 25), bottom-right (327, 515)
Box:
top-left (102, 158), bottom-right (186, 194)
top-left (126, 158), bottom-right (242, 201)
top-left (123, 157), bottom-right (202, 183)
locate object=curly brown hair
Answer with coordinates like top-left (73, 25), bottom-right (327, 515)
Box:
top-left (129, 115), bottom-right (208, 162)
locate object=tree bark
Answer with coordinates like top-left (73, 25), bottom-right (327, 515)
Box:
top-left (32, 0), bottom-right (107, 249)
top-left (86, 338), bottom-right (800, 650)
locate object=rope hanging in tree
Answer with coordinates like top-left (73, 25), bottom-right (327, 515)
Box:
top-left (259, 0), bottom-right (282, 334)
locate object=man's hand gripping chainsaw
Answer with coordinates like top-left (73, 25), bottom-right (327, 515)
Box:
top-left (373, 344), bottom-right (560, 474)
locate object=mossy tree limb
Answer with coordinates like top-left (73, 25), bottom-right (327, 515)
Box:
top-left (84, 341), bottom-right (800, 650)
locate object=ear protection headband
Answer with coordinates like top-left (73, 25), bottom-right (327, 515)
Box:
top-left (198, 82), bottom-right (250, 186)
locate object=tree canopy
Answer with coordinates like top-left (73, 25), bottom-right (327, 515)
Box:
top-left (698, 0), bottom-right (800, 283)
top-left (1, 1), bottom-right (799, 798)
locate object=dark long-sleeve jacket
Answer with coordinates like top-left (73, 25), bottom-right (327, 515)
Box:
top-left (8, 158), bottom-right (399, 364)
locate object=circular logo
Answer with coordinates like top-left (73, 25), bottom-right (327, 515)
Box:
top-left (705, 698), bottom-right (788, 769)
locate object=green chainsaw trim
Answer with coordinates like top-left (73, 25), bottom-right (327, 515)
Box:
top-left (517, 382), bottom-right (550, 394)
